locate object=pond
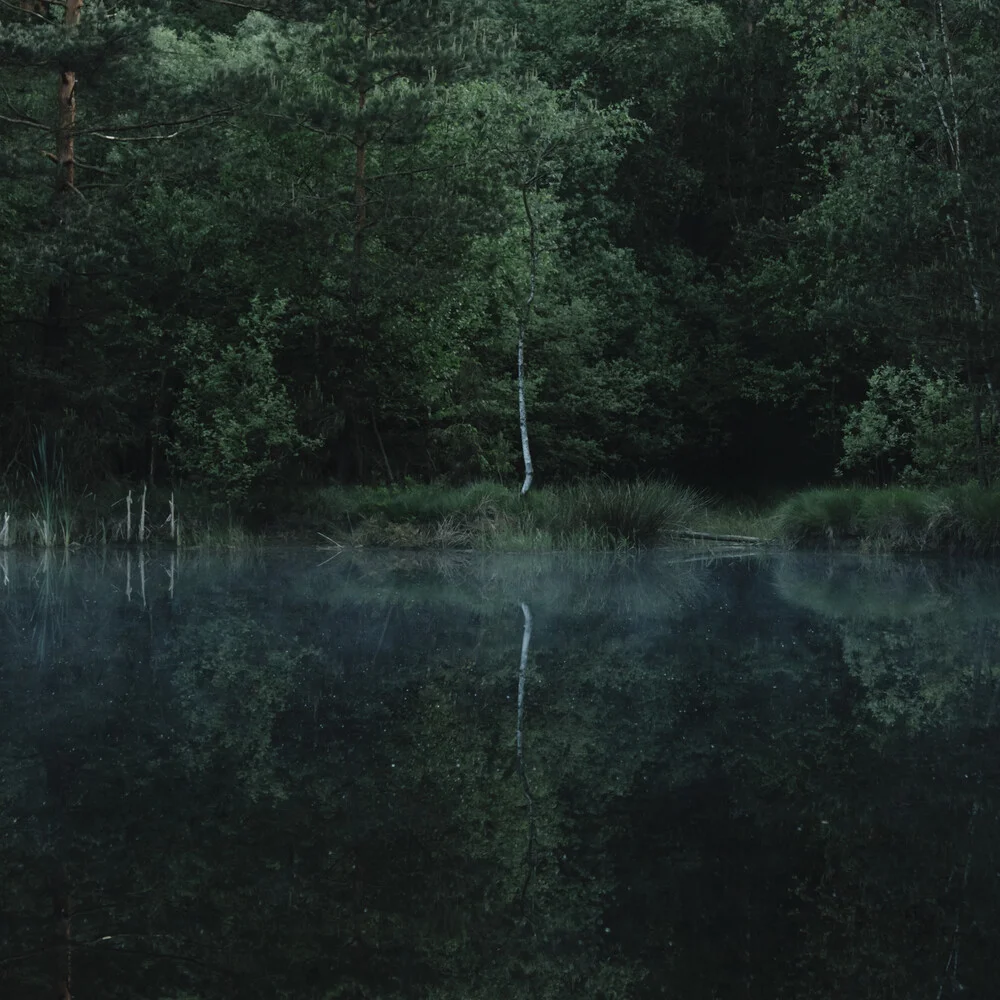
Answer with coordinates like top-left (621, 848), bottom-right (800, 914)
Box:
top-left (0, 547), bottom-right (997, 999)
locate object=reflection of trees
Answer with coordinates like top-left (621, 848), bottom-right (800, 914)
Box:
top-left (1, 550), bottom-right (998, 997)
top-left (758, 553), bottom-right (1000, 996)
top-left (1, 549), bottom-right (704, 998)
top-left (773, 554), bottom-right (1000, 731)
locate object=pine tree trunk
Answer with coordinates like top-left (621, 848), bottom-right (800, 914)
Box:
top-left (351, 0), bottom-right (377, 309)
top-left (44, 0), bottom-right (82, 367)
top-left (352, 78), bottom-right (367, 308)
top-left (55, 4), bottom-right (80, 196)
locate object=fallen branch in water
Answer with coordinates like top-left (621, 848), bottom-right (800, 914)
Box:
top-left (672, 529), bottom-right (766, 544)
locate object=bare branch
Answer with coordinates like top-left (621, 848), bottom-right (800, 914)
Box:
top-left (91, 127), bottom-right (199, 141)
top-left (196, 0), bottom-right (272, 11)
top-left (261, 111), bottom-right (356, 145)
top-left (0, 112), bottom-right (50, 131)
top-left (196, 0), bottom-right (277, 10)
top-left (0, 0), bottom-right (48, 21)
top-left (84, 107), bottom-right (235, 135)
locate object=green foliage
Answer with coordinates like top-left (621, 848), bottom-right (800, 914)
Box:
top-left (4, 0), bottom-right (1000, 502)
top-left (170, 299), bottom-right (315, 505)
top-left (839, 363), bottom-right (990, 486)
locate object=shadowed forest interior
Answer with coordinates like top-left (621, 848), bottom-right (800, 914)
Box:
top-left (3, 0), bottom-right (999, 511)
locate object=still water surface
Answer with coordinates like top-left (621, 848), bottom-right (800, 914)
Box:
top-left (1, 547), bottom-right (997, 998)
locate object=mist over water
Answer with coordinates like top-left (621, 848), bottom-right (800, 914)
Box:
top-left (1, 548), bottom-right (997, 999)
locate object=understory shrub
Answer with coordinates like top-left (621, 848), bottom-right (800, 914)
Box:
top-left (839, 362), bottom-right (994, 485)
top-left (170, 299), bottom-right (315, 506)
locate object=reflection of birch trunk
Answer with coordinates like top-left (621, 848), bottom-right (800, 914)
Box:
top-left (517, 188), bottom-right (537, 496)
top-left (516, 601), bottom-right (536, 909)
top-left (53, 885), bottom-right (71, 1000)
top-left (517, 601), bottom-right (533, 760)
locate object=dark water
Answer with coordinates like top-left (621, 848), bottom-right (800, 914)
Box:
top-left (1, 547), bottom-right (998, 999)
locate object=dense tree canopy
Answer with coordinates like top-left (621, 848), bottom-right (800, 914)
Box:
top-left (2, 0), bottom-right (999, 499)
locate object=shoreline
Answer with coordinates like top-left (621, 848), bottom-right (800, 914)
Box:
top-left (2, 481), bottom-right (1000, 554)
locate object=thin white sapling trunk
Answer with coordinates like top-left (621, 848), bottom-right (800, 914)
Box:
top-left (518, 187), bottom-right (537, 496)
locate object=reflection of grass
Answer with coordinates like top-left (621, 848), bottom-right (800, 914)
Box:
top-left (771, 553), bottom-right (1000, 622)
top-left (307, 548), bottom-right (714, 622)
top-left (0, 546), bottom-right (716, 631)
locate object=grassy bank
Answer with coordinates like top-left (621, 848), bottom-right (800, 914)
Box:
top-left (8, 477), bottom-right (998, 554)
top-left (0, 482), bottom-right (258, 551)
top-left (0, 479), bottom-right (766, 552)
top-left (294, 479), bottom-right (719, 551)
top-left (773, 484), bottom-right (1000, 553)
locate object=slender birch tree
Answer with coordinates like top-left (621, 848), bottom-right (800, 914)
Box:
top-left (446, 79), bottom-right (641, 493)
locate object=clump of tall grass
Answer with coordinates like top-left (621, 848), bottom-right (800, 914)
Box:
top-left (926, 484), bottom-right (1000, 553)
top-left (352, 517), bottom-right (427, 548)
top-left (775, 484), bottom-right (1000, 553)
top-left (545, 479), bottom-right (705, 547)
top-left (773, 488), bottom-right (866, 544)
top-left (309, 481), bottom-right (520, 526)
top-left (689, 501), bottom-right (777, 541)
top-left (182, 515), bottom-right (260, 551)
top-left (855, 488), bottom-right (933, 550)
top-left (29, 433), bottom-right (69, 548)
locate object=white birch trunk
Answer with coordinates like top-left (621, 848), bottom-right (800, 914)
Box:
top-left (518, 187), bottom-right (537, 496)
top-left (518, 328), bottom-right (533, 496)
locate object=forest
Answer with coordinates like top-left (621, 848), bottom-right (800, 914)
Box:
top-left (2, 0), bottom-right (999, 535)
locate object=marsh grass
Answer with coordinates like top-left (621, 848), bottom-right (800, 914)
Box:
top-left (543, 479), bottom-right (706, 547)
top-left (28, 434), bottom-right (68, 547)
top-left (690, 500), bottom-right (777, 540)
top-left (775, 484), bottom-right (1000, 552)
top-left (926, 485), bottom-right (1000, 553)
top-left (183, 518), bottom-right (261, 551)
top-left (0, 476), bottom-right (260, 550)
top-left (855, 488), bottom-right (933, 550)
top-left (773, 488), bottom-right (865, 543)
top-left (304, 482), bottom-right (522, 529)
top-left (299, 479), bottom-right (706, 550)
top-left (19, 474), bottom-right (1000, 553)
